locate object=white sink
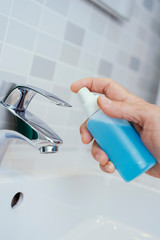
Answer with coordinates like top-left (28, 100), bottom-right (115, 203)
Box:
top-left (0, 169), bottom-right (159, 240)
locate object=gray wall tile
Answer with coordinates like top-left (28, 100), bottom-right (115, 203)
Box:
top-left (151, 18), bottom-right (160, 37)
top-left (67, 109), bottom-right (84, 126)
top-left (89, 11), bottom-right (106, 35)
top-left (0, 43), bottom-right (2, 56)
top-left (0, 44), bottom-right (32, 75)
top-left (138, 77), bottom-right (152, 92)
top-left (47, 104), bottom-right (69, 125)
top-left (40, 8), bottom-right (66, 38)
top-left (0, 70), bottom-right (26, 83)
top-left (79, 50), bottom-right (98, 72)
top-left (117, 51), bottom-right (130, 67)
top-left (140, 62), bottom-right (154, 80)
top-left (0, 0), bottom-right (12, 14)
top-left (154, 53), bottom-right (160, 67)
top-left (68, 0), bottom-right (91, 28)
top-left (143, 0), bottom-right (154, 11)
top-left (101, 40), bottom-right (118, 62)
top-left (6, 20), bottom-right (36, 50)
top-left (31, 55), bottom-right (56, 80)
top-left (106, 22), bottom-right (122, 43)
top-left (148, 35), bottom-right (160, 52)
top-left (98, 59), bottom-right (113, 77)
top-left (129, 56), bottom-right (141, 71)
top-left (0, 15), bottom-right (8, 41)
top-left (52, 84), bottom-right (71, 103)
top-left (12, 0), bottom-right (42, 27)
top-left (46, 0), bottom-right (70, 16)
top-left (64, 22), bottom-right (85, 46)
top-left (60, 42), bottom-right (80, 66)
top-left (155, 1), bottom-right (160, 20)
top-left (83, 31), bottom-right (103, 56)
top-left (34, 0), bottom-right (45, 4)
top-left (53, 62), bottom-right (77, 87)
top-left (137, 26), bottom-right (147, 42)
top-left (35, 32), bottom-right (62, 60)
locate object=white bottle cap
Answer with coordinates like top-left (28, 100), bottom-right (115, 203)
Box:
top-left (78, 87), bottom-right (99, 117)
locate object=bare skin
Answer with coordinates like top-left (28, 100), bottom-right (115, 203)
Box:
top-left (71, 78), bottom-right (160, 178)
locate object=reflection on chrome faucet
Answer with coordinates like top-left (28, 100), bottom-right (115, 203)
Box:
top-left (0, 81), bottom-right (71, 159)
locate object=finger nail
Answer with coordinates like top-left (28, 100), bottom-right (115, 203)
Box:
top-left (104, 162), bottom-right (114, 172)
top-left (99, 95), bottom-right (111, 105)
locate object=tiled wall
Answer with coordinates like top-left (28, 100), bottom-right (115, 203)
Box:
top-left (0, 0), bottom-right (160, 185)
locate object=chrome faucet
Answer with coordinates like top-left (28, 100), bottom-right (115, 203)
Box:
top-left (0, 81), bottom-right (71, 157)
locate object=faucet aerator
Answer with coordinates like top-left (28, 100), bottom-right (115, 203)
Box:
top-left (39, 146), bottom-right (58, 154)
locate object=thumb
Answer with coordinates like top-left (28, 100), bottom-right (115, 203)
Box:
top-left (97, 95), bottom-right (146, 126)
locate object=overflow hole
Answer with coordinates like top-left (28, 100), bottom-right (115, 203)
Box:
top-left (11, 192), bottom-right (23, 209)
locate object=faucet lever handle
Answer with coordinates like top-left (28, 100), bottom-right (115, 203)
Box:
top-left (0, 81), bottom-right (71, 111)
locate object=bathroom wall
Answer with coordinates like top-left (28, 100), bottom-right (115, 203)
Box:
top-left (0, 0), bottom-right (160, 186)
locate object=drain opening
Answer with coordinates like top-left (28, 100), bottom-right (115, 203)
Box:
top-left (11, 192), bottom-right (23, 209)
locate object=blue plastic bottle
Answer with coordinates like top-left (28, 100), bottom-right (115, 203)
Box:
top-left (78, 87), bottom-right (156, 182)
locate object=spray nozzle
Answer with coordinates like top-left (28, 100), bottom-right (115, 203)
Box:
top-left (78, 87), bottom-right (99, 117)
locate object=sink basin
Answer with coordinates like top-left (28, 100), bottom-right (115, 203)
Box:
top-left (0, 169), bottom-right (159, 240)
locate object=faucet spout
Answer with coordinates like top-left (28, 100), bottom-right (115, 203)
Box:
top-left (0, 81), bottom-right (71, 111)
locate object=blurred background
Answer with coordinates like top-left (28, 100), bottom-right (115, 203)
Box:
top-left (0, 0), bottom-right (160, 186)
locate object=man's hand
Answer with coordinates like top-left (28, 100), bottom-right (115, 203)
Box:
top-left (71, 78), bottom-right (160, 178)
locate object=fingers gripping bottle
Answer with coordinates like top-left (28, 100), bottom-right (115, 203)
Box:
top-left (78, 87), bottom-right (156, 182)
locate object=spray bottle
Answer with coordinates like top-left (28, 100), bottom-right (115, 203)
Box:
top-left (78, 87), bottom-right (156, 182)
